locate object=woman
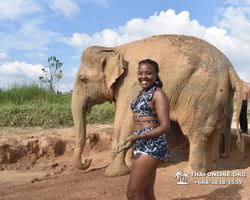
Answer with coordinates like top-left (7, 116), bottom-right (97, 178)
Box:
top-left (115, 59), bottom-right (171, 200)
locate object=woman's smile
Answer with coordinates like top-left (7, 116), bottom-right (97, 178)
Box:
top-left (138, 63), bottom-right (157, 91)
top-left (141, 80), bottom-right (149, 86)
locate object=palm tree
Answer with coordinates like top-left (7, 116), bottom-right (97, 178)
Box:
top-left (174, 170), bottom-right (183, 182)
top-left (175, 170), bottom-right (190, 184)
top-left (183, 173), bottom-right (190, 182)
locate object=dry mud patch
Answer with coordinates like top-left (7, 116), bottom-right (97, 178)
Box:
top-left (0, 123), bottom-right (250, 200)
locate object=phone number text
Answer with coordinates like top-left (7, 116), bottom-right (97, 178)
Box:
top-left (194, 180), bottom-right (243, 185)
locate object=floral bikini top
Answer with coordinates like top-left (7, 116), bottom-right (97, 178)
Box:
top-left (130, 86), bottom-right (159, 125)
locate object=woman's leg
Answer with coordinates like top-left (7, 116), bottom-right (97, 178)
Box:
top-left (144, 171), bottom-right (156, 200)
top-left (127, 153), bottom-right (162, 200)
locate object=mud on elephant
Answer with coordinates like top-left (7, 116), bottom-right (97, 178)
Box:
top-left (71, 34), bottom-right (244, 177)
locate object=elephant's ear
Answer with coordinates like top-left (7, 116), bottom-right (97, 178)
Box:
top-left (99, 50), bottom-right (126, 89)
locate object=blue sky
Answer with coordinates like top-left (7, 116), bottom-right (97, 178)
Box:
top-left (0, 0), bottom-right (250, 92)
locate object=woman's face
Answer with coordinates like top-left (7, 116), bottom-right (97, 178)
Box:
top-left (138, 63), bottom-right (157, 91)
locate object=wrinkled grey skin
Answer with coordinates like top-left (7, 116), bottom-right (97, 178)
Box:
top-left (71, 34), bottom-right (243, 176)
top-left (219, 104), bottom-right (234, 157)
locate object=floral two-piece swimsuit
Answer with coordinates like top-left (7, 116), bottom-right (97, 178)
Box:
top-left (130, 86), bottom-right (171, 160)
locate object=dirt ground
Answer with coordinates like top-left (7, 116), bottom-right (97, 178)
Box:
top-left (1, 123), bottom-right (250, 200)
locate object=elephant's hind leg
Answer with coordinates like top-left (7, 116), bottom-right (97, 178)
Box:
top-left (186, 136), bottom-right (207, 172)
top-left (182, 126), bottom-right (214, 173)
top-left (206, 128), bottom-right (223, 172)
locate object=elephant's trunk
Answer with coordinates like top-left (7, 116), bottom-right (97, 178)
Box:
top-left (72, 92), bottom-right (92, 170)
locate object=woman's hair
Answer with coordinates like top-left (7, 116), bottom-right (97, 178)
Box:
top-left (138, 59), bottom-right (163, 88)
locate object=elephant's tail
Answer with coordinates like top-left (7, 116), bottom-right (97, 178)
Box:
top-left (229, 67), bottom-right (244, 152)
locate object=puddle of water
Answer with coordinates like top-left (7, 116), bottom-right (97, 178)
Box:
top-left (0, 170), bottom-right (45, 183)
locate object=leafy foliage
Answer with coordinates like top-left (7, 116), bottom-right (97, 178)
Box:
top-left (39, 56), bottom-right (63, 90)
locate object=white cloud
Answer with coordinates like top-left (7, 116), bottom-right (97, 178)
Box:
top-left (0, 1), bottom-right (58, 58)
top-left (69, 54), bottom-right (82, 59)
top-left (0, 61), bottom-right (44, 78)
top-left (92, 0), bottom-right (110, 7)
top-left (0, 61), bottom-right (45, 89)
top-left (49, 0), bottom-right (81, 18)
top-left (57, 10), bottom-right (212, 52)
top-left (68, 66), bottom-right (78, 79)
top-left (60, 66), bottom-right (78, 82)
top-left (0, 52), bottom-right (12, 62)
top-left (238, 71), bottom-right (250, 82)
top-left (80, 0), bottom-right (110, 7)
top-left (25, 51), bottom-right (46, 59)
top-left (58, 29), bottom-right (123, 51)
top-left (0, 0), bottom-right (42, 20)
top-left (223, 0), bottom-right (247, 6)
top-left (217, 6), bottom-right (250, 38)
top-left (0, 61), bottom-right (79, 92)
top-left (213, 5), bottom-right (250, 71)
top-left (58, 84), bottom-right (74, 91)
top-left (0, 19), bottom-right (58, 52)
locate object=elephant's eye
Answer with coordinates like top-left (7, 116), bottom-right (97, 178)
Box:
top-left (80, 78), bottom-right (88, 84)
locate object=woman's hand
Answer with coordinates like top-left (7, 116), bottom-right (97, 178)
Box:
top-left (114, 135), bottom-right (135, 153)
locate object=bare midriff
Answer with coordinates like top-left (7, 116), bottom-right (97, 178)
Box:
top-left (133, 113), bottom-right (159, 132)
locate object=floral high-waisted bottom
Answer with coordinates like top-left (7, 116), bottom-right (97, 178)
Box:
top-left (133, 127), bottom-right (171, 161)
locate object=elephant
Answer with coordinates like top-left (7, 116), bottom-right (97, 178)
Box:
top-left (71, 34), bottom-right (244, 177)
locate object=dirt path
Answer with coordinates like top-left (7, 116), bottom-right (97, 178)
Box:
top-left (1, 124), bottom-right (250, 200)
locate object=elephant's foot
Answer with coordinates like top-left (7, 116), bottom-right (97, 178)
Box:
top-left (105, 161), bottom-right (130, 177)
top-left (206, 161), bottom-right (217, 172)
top-left (183, 163), bottom-right (193, 174)
top-left (184, 161), bottom-right (217, 173)
top-left (184, 161), bottom-right (206, 173)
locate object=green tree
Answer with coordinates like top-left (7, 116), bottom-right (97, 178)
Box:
top-left (39, 56), bottom-right (63, 91)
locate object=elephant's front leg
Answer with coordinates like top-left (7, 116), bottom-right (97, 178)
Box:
top-left (105, 104), bottom-right (133, 177)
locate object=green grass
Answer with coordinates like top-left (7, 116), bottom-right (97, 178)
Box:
top-left (0, 81), bottom-right (115, 128)
top-left (0, 81), bottom-right (69, 105)
top-left (87, 103), bottom-right (115, 124)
